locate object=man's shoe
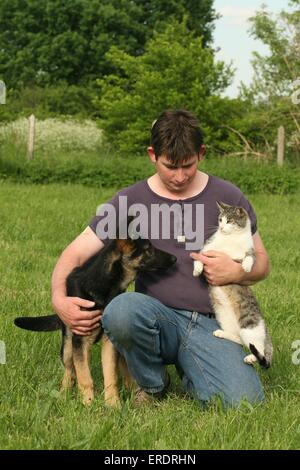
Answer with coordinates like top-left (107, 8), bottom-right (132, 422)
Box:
top-left (134, 372), bottom-right (170, 406)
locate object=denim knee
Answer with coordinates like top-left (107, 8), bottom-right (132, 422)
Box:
top-left (102, 292), bottom-right (153, 349)
top-left (220, 374), bottom-right (265, 408)
top-left (102, 292), bottom-right (134, 346)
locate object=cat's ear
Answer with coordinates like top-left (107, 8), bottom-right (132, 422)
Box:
top-left (216, 201), bottom-right (229, 212)
top-left (236, 207), bottom-right (247, 218)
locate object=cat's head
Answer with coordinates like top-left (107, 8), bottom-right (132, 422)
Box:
top-left (216, 201), bottom-right (250, 234)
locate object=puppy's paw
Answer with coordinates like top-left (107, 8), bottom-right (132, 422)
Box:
top-left (105, 388), bottom-right (121, 409)
top-left (82, 390), bottom-right (94, 406)
top-left (105, 395), bottom-right (121, 409)
top-left (193, 260), bottom-right (203, 277)
top-left (244, 354), bottom-right (257, 365)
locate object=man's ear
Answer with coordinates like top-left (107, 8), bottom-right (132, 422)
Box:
top-left (147, 146), bottom-right (157, 163)
top-left (198, 144), bottom-right (206, 162)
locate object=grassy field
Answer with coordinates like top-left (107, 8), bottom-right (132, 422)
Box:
top-left (0, 181), bottom-right (300, 450)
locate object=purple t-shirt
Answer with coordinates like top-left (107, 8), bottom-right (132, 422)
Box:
top-left (89, 175), bottom-right (257, 314)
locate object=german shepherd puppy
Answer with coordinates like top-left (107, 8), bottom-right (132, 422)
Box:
top-left (14, 234), bottom-right (176, 407)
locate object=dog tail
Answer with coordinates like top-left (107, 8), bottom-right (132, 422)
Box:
top-left (249, 343), bottom-right (271, 369)
top-left (14, 314), bottom-right (62, 332)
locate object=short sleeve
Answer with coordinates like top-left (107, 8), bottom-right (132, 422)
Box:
top-left (89, 190), bottom-right (124, 244)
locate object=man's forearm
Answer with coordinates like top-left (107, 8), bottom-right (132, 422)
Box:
top-left (51, 228), bottom-right (104, 304)
top-left (51, 248), bottom-right (80, 302)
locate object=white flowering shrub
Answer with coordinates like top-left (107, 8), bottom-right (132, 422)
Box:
top-left (0, 118), bottom-right (103, 153)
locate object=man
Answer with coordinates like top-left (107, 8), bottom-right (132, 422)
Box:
top-left (52, 109), bottom-right (269, 407)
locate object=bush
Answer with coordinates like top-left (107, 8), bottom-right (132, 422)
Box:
top-left (0, 85), bottom-right (98, 123)
top-left (94, 20), bottom-right (233, 156)
top-left (0, 151), bottom-right (298, 195)
top-left (201, 158), bottom-right (300, 195)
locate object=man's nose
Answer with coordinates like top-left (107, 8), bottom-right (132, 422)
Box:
top-left (174, 168), bottom-right (186, 182)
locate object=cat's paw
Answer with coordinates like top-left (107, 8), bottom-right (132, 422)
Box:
top-left (244, 354), bottom-right (257, 365)
top-left (242, 256), bottom-right (254, 273)
top-left (213, 329), bottom-right (226, 339)
top-left (193, 260), bottom-right (203, 277)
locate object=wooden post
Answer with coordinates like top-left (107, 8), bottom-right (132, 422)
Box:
top-left (27, 114), bottom-right (36, 160)
top-left (277, 125), bottom-right (285, 167)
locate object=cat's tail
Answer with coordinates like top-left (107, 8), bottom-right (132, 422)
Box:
top-left (14, 314), bottom-right (62, 332)
top-left (249, 343), bottom-right (272, 369)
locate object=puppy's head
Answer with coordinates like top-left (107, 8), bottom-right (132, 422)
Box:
top-left (116, 238), bottom-right (176, 272)
top-left (116, 215), bottom-right (176, 272)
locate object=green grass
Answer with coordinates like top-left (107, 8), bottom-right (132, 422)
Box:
top-left (0, 181), bottom-right (300, 450)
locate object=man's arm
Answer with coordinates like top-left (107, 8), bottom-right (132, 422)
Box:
top-left (190, 232), bottom-right (270, 286)
top-left (51, 227), bottom-right (104, 336)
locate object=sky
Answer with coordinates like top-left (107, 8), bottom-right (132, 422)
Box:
top-left (213, 0), bottom-right (290, 97)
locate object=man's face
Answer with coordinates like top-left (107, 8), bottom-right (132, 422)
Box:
top-left (148, 147), bottom-right (204, 194)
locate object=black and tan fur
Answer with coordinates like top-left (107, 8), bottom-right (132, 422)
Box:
top-left (15, 235), bottom-right (176, 407)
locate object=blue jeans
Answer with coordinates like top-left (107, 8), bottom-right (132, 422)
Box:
top-left (102, 292), bottom-right (265, 408)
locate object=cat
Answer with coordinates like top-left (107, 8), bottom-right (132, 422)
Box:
top-left (193, 201), bottom-right (273, 368)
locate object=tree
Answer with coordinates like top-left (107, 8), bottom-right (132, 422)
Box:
top-left (94, 20), bottom-right (233, 156)
top-left (0, 0), bottom-right (217, 88)
top-left (237, 1), bottom-right (300, 162)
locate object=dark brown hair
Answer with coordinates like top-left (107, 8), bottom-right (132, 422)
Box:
top-left (150, 109), bottom-right (204, 164)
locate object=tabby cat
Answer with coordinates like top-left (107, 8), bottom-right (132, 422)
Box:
top-left (193, 201), bottom-right (273, 368)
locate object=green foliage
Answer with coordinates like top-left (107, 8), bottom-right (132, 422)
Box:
top-left (0, 84), bottom-right (98, 122)
top-left (95, 21), bottom-right (233, 156)
top-left (201, 158), bottom-right (300, 195)
top-left (0, 0), bottom-right (216, 89)
top-left (237, 2), bottom-right (300, 164)
top-left (0, 143), bottom-right (298, 194)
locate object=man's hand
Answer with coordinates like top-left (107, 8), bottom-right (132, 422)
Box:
top-left (190, 250), bottom-right (243, 286)
top-left (52, 295), bottom-right (102, 336)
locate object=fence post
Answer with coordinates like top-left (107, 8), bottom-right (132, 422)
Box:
top-left (277, 125), bottom-right (285, 167)
top-left (27, 114), bottom-right (36, 160)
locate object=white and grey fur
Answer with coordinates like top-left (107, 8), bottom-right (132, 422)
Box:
top-left (193, 201), bottom-right (273, 368)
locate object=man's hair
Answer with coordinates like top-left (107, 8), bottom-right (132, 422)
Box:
top-left (150, 109), bottom-right (204, 165)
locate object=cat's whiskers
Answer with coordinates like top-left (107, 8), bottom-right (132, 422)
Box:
top-left (206, 224), bottom-right (219, 231)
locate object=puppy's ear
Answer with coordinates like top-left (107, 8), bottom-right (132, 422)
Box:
top-left (116, 215), bottom-right (136, 239)
top-left (116, 238), bottom-right (135, 254)
top-left (127, 214), bottom-right (139, 240)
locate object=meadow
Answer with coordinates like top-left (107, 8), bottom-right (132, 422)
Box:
top-left (0, 180), bottom-right (300, 450)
